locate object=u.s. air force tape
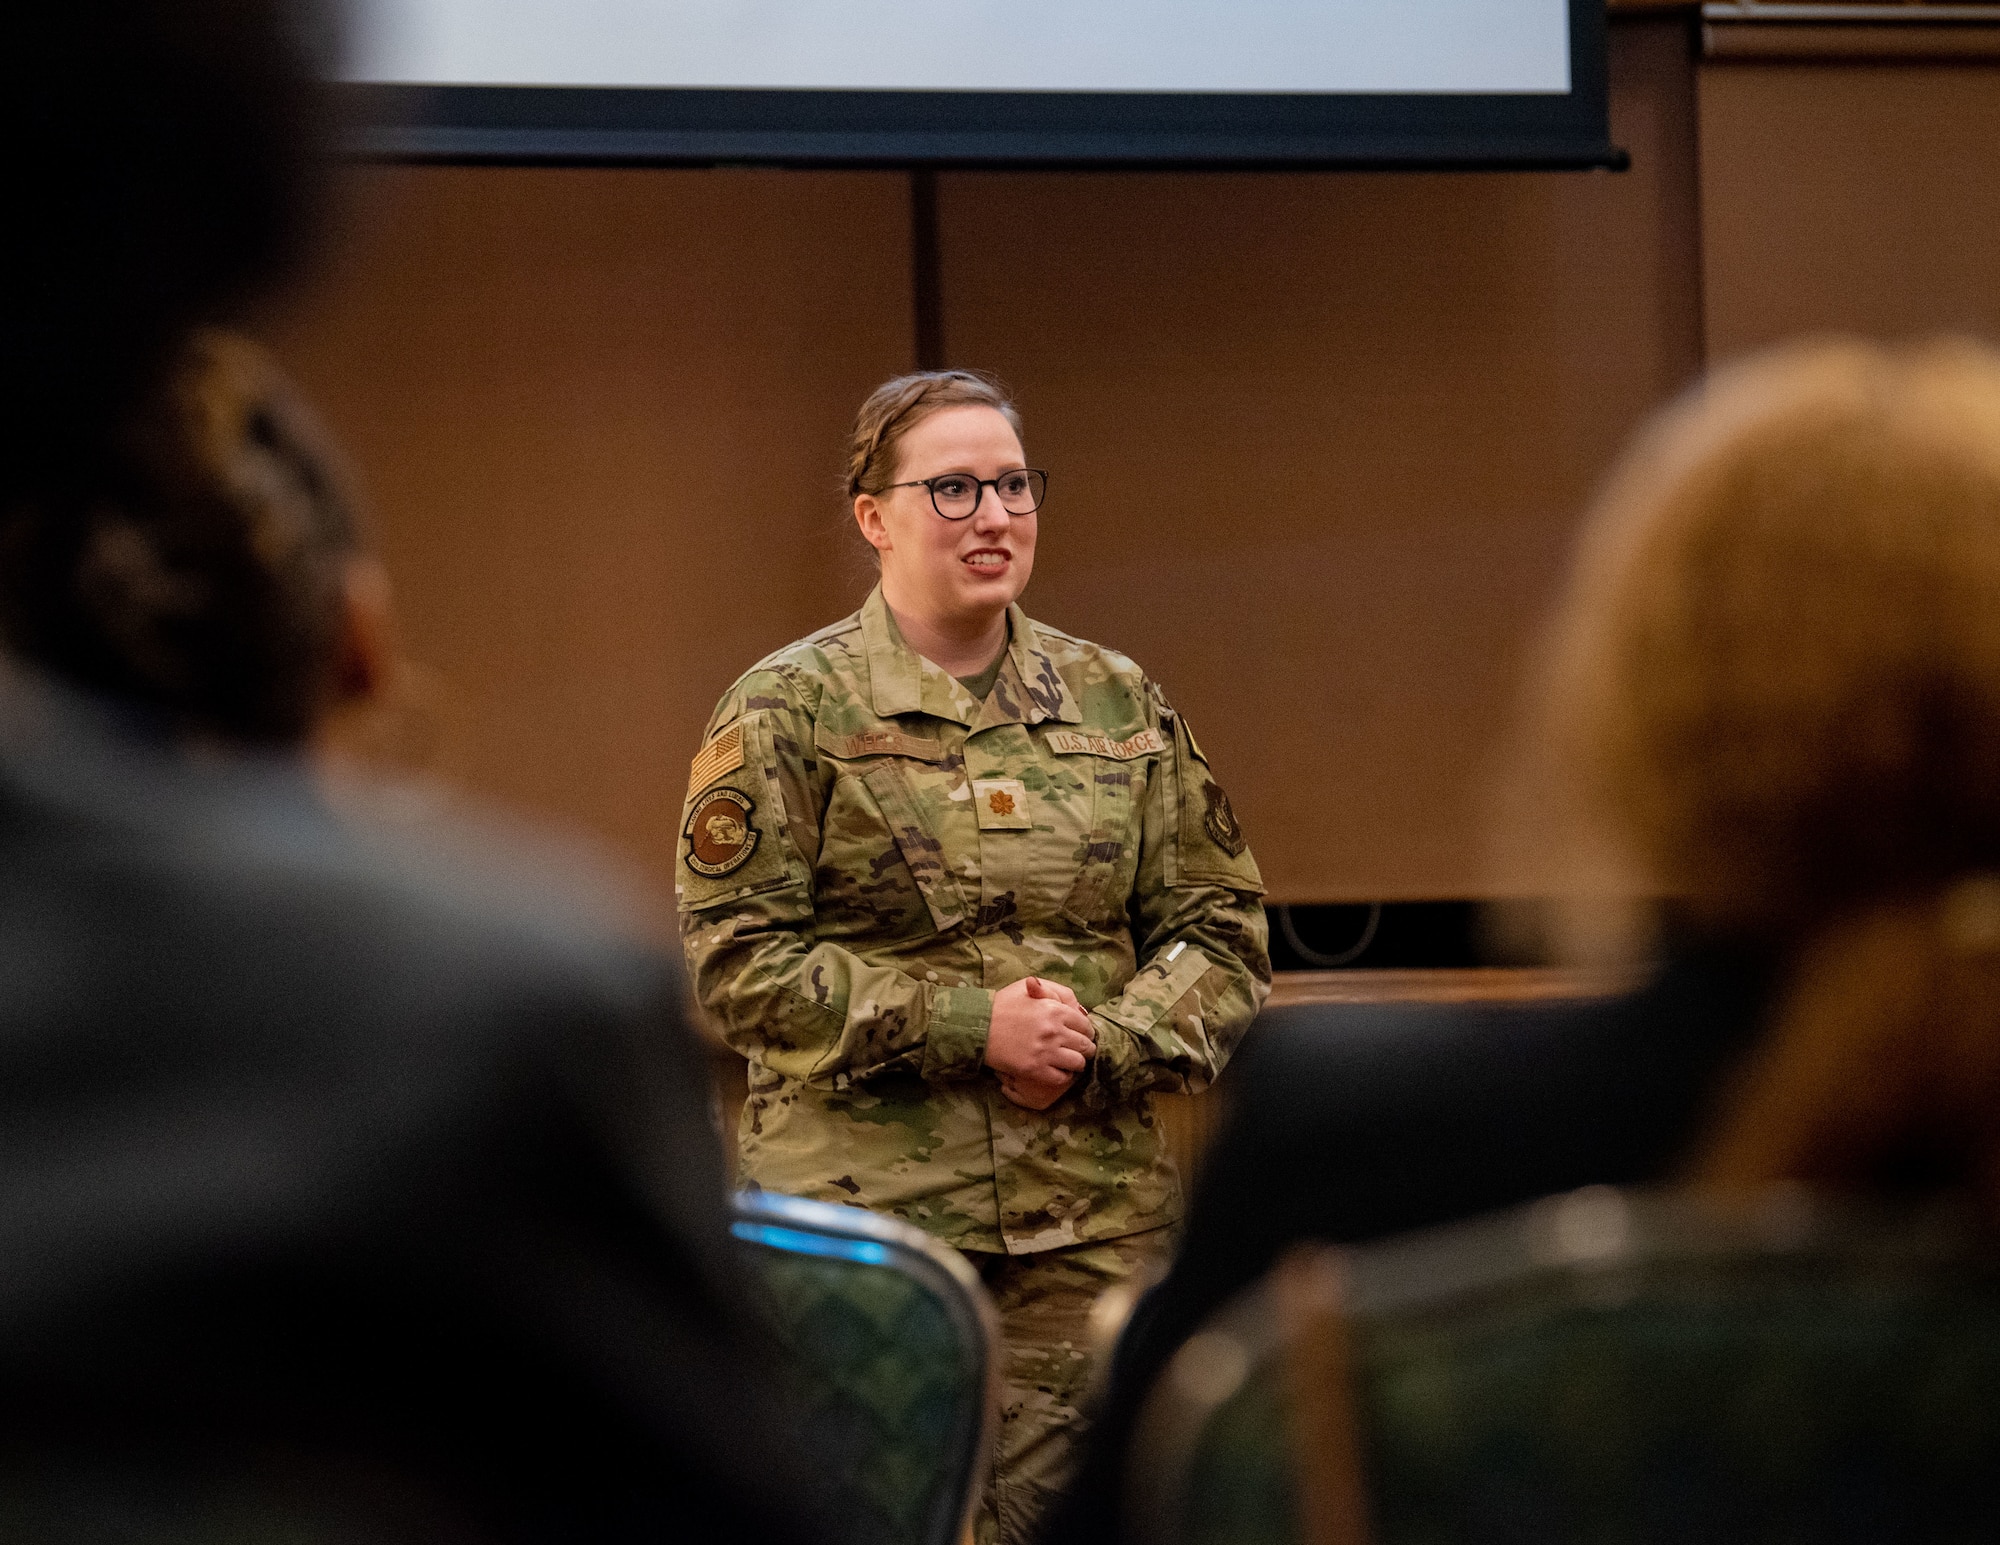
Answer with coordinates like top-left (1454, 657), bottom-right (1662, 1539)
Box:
top-left (683, 787), bottom-right (760, 877)
top-left (1043, 728), bottom-right (1164, 760)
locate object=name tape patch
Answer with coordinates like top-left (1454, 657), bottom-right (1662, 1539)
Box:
top-left (1044, 728), bottom-right (1165, 761)
top-left (818, 727), bottom-right (945, 763)
top-left (687, 723), bottom-right (745, 797)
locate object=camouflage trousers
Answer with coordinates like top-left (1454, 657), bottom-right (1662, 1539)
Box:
top-left (965, 1226), bottom-right (1175, 1545)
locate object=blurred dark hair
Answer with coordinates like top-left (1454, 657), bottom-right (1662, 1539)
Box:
top-left (0, 0), bottom-right (331, 498)
top-left (0, 332), bottom-right (367, 746)
top-left (0, 1), bottom-right (348, 744)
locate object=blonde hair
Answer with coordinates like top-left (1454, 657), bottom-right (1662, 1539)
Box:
top-left (1533, 337), bottom-right (2000, 1207)
top-left (1696, 887), bottom-right (2000, 1205)
top-left (844, 370), bottom-right (1022, 499)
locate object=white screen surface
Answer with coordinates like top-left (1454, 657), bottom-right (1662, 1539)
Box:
top-left (346, 1), bottom-right (1570, 96)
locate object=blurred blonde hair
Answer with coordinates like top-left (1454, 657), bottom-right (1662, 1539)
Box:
top-left (1529, 337), bottom-right (2000, 1204)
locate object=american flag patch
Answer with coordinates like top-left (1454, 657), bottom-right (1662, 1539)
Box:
top-left (687, 723), bottom-right (745, 797)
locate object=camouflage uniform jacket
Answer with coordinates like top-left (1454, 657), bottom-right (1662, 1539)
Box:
top-left (677, 586), bottom-right (1270, 1254)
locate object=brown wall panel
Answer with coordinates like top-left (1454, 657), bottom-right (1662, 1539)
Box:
top-left (934, 18), bottom-right (1704, 901)
top-left (268, 167), bottom-right (912, 892)
top-left (268, 21), bottom-right (1705, 909)
top-left (1700, 60), bottom-right (2000, 359)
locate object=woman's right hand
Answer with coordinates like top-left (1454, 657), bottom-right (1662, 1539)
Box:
top-left (985, 976), bottom-right (1096, 1108)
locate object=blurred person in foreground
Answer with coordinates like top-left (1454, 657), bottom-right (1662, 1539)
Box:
top-left (1048, 336), bottom-right (2000, 1544)
top-left (0, 5), bottom-right (829, 1541)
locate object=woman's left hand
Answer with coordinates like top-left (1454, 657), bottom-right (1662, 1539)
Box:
top-left (998, 1069), bottom-right (1073, 1110)
top-left (992, 976), bottom-right (1093, 1109)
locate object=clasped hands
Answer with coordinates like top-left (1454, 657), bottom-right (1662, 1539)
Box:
top-left (983, 976), bottom-right (1096, 1110)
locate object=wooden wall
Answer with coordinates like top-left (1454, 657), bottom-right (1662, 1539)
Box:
top-left (1698, 58), bottom-right (2000, 359)
top-left (269, 16), bottom-right (2000, 908)
top-left (934, 17), bottom-right (1702, 902)
top-left (272, 169), bottom-right (913, 890)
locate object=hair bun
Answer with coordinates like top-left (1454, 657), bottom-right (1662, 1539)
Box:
top-left (0, 330), bottom-right (364, 745)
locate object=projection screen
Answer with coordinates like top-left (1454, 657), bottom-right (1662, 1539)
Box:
top-left (345, 0), bottom-right (1615, 168)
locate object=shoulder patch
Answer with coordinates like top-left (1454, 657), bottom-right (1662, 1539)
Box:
top-left (684, 787), bottom-right (761, 877)
top-left (1045, 728), bottom-right (1165, 761)
top-left (1201, 780), bottom-right (1248, 857)
top-left (688, 723), bottom-right (745, 796)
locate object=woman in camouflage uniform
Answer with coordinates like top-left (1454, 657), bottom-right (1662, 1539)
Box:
top-left (678, 371), bottom-right (1271, 1544)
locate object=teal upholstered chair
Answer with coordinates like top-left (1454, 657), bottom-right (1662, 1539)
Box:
top-left (1129, 1186), bottom-right (2000, 1545)
top-left (733, 1190), bottom-right (996, 1545)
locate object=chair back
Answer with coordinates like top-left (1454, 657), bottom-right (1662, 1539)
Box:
top-left (1130, 1186), bottom-right (2000, 1545)
top-left (733, 1190), bottom-right (996, 1545)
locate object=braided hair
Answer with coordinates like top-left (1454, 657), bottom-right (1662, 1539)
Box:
top-left (0, 332), bottom-right (366, 746)
top-left (844, 371), bottom-right (1022, 500)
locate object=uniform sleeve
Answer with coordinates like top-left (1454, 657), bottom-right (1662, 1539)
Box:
top-left (1081, 691), bottom-right (1272, 1103)
top-left (676, 673), bottom-right (994, 1089)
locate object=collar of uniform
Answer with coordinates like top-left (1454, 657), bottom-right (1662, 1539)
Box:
top-left (860, 585), bottom-right (974, 725)
top-left (859, 587), bottom-right (1082, 729)
top-left (974, 603), bottom-right (1083, 731)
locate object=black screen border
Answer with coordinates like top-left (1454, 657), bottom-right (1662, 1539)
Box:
top-left (345, 0), bottom-right (1617, 170)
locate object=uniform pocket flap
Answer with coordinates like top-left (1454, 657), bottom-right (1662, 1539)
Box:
top-left (1169, 714), bottom-right (1267, 894)
top-left (859, 761), bottom-right (970, 934)
top-left (1099, 942), bottom-right (1214, 1036)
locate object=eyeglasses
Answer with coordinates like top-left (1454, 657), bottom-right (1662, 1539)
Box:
top-left (885, 468), bottom-right (1048, 520)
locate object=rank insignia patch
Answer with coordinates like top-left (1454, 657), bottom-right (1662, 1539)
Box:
top-left (973, 778), bottom-right (1032, 831)
top-left (684, 786), bottom-right (760, 877)
top-left (1202, 780), bottom-right (1247, 857)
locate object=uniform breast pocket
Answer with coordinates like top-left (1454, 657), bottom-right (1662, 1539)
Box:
top-left (1058, 755), bottom-right (1147, 931)
top-left (861, 760), bottom-right (976, 937)
top-left (811, 723), bottom-right (973, 941)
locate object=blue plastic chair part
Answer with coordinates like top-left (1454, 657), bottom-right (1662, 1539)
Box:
top-left (733, 1189), bottom-right (998, 1545)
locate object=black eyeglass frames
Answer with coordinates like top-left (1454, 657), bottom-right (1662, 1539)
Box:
top-left (884, 468), bottom-right (1048, 520)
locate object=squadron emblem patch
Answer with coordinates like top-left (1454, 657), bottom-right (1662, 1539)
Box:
top-left (683, 786), bottom-right (760, 877)
top-left (1202, 780), bottom-right (1247, 857)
